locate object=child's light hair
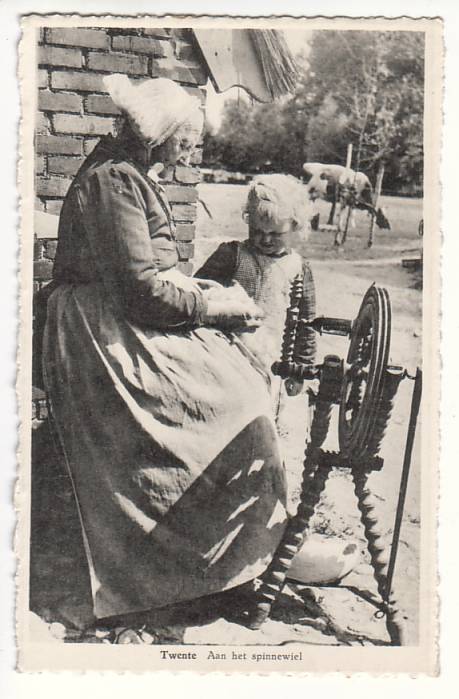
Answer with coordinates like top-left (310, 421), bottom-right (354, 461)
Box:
top-left (244, 174), bottom-right (311, 236)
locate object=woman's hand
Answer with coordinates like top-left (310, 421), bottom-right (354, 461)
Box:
top-left (205, 300), bottom-right (264, 331)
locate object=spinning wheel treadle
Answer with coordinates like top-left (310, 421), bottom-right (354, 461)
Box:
top-left (244, 282), bottom-right (421, 646)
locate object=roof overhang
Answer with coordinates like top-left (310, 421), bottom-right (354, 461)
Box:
top-left (193, 29), bottom-right (297, 103)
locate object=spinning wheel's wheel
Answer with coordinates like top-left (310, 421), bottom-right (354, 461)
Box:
top-left (339, 285), bottom-right (391, 460)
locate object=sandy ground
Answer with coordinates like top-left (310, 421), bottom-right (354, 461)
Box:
top-left (29, 184), bottom-right (423, 647)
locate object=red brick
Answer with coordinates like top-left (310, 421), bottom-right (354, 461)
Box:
top-left (174, 41), bottom-right (198, 62)
top-left (38, 89), bottom-right (82, 114)
top-left (84, 94), bottom-right (120, 116)
top-left (164, 185), bottom-right (197, 203)
top-left (45, 27), bottom-right (109, 50)
top-left (44, 240), bottom-right (58, 259)
top-left (87, 52), bottom-right (149, 76)
top-left (38, 69), bottom-right (48, 88)
top-left (36, 176), bottom-right (72, 198)
top-left (172, 204), bottom-right (197, 222)
top-left (36, 112), bottom-right (49, 135)
top-left (53, 114), bottom-right (114, 136)
top-left (34, 258), bottom-right (54, 281)
top-left (37, 400), bottom-right (48, 420)
top-left (51, 70), bottom-right (107, 93)
top-left (170, 28), bottom-right (193, 41)
top-left (177, 261), bottom-right (193, 276)
top-left (158, 165), bottom-right (175, 183)
top-left (38, 45), bottom-right (82, 69)
top-left (175, 224), bottom-right (195, 241)
top-left (48, 155), bottom-right (84, 176)
top-left (84, 138), bottom-right (100, 156)
top-left (174, 166), bottom-right (201, 184)
top-left (35, 154), bottom-right (46, 175)
top-left (35, 210), bottom-right (60, 239)
top-left (151, 59), bottom-right (206, 85)
top-left (177, 242), bottom-right (194, 260)
top-left (34, 240), bottom-right (45, 260)
top-left (112, 35), bottom-right (173, 57)
top-left (32, 386), bottom-right (46, 401)
top-left (44, 199), bottom-right (64, 215)
top-left (35, 134), bottom-right (83, 155)
top-left (142, 28), bottom-right (171, 39)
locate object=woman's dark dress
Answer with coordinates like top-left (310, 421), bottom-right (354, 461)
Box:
top-left (43, 136), bottom-right (287, 618)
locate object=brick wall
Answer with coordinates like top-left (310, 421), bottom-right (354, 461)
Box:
top-left (33, 26), bottom-right (208, 416)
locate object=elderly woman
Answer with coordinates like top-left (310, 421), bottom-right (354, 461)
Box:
top-left (42, 74), bottom-right (287, 622)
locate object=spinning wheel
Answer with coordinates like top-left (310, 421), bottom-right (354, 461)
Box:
top-left (339, 285), bottom-right (391, 460)
top-left (245, 282), bottom-right (422, 645)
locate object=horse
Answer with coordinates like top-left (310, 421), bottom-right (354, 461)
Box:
top-left (303, 162), bottom-right (390, 245)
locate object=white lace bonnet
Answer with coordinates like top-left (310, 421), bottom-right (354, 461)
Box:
top-left (103, 73), bottom-right (203, 146)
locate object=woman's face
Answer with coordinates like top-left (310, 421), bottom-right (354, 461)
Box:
top-left (154, 119), bottom-right (203, 167)
top-left (159, 133), bottom-right (198, 166)
top-left (248, 217), bottom-right (295, 256)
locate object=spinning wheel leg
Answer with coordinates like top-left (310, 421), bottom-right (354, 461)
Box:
top-left (385, 598), bottom-right (407, 646)
top-left (247, 397), bottom-right (334, 630)
top-left (352, 470), bottom-right (406, 645)
top-left (367, 366), bottom-right (405, 456)
top-left (248, 461), bottom-right (332, 630)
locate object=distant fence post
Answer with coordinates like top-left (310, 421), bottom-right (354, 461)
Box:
top-left (368, 163), bottom-right (385, 247)
top-left (374, 164), bottom-right (385, 204)
top-left (345, 143), bottom-right (353, 170)
top-left (341, 143), bottom-right (354, 244)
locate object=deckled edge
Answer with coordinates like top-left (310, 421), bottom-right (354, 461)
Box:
top-left (15, 12), bottom-right (442, 678)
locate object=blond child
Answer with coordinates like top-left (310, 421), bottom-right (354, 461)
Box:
top-left (195, 174), bottom-right (317, 408)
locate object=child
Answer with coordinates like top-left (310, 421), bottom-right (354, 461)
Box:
top-left (195, 174), bottom-right (317, 406)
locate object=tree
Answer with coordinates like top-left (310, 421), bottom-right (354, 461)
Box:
top-left (219, 100), bottom-right (252, 170)
top-left (306, 94), bottom-right (350, 163)
top-left (305, 31), bottom-right (425, 192)
top-left (202, 120), bottom-right (224, 167)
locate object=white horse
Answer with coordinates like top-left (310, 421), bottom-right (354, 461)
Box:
top-left (303, 162), bottom-right (390, 245)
